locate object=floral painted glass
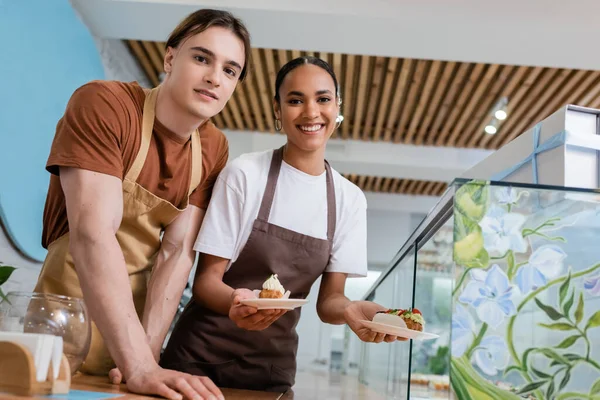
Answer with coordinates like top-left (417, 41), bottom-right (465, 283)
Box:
top-left (451, 180), bottom-right (600, 400)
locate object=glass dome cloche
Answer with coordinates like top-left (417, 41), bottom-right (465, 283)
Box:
top-left (0, 291), bottom-right (91, 375)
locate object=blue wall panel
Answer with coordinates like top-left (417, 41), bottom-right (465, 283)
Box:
top-left (0, 0), bottom-right (105, 261)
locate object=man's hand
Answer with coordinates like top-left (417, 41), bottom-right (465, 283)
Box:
top-left (343, 301), bottom-right (408, 343)
top-left (228, 289), bottom-right (287, 331)
top-left (125, 365), bottom-right (224, 400)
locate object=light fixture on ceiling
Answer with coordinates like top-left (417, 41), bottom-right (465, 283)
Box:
top-left (494, 97), bottom-right (509, 120)
top-left (483, 97), bottom-right (508, 135)
top-left (485, 118), bottom-right (499, 134)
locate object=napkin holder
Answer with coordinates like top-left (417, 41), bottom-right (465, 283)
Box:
top-left (0, 340), bottom-right (71, 396)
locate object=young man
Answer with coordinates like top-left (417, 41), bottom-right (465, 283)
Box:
top-left (34, 9), bottom-right (250, 400)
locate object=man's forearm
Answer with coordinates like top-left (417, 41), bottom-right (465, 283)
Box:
top-left (70, 232), bottom-right (156, 378)
top-left (142, 244), bottom-right (194, 361)
top-left (317, 293), bottom-right (351, 324)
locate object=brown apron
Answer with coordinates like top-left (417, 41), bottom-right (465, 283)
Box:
top-left (34, 86), bottom-right (203, 376)
top-left (160, 146), bottom-right (336, 392)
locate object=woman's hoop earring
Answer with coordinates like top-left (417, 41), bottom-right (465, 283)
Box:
top-left (275, 119), bottom-right (282, 132)
top-left (335, 114), bottom-right (344, 130)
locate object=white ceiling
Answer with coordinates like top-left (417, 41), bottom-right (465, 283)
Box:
top-left (74, 0), bottom-right (600, 70)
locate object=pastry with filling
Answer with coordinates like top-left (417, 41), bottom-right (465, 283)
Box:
top-left (374, 308), bottom-right (424, 331)
top-left (259, 274), bottom-right (285, 299)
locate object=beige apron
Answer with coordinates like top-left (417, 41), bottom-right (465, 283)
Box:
top-left (34, 86), bottom-right (202, 375)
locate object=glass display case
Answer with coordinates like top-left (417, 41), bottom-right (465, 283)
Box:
top-left (358, 178), bottom-right (600, 400)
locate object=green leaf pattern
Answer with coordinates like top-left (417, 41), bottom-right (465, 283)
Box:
top-left (450, 181), bottom-right (600, 400)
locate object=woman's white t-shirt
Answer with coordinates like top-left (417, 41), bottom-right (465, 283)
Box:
top-left (193, 149), bottom-right (368, 278)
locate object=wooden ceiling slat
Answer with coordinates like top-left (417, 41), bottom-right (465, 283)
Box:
top-left (361, 57), bottom-right (387, 140)
top-left (225, 95), bottom-right (245, 130)
top-left (263, 49), bottom-right (278, 99)
top-left (575, 76), bottom-right (600, 107)
top-left (364, 176), bottom-right (375, 192)
top-left (332, 53), bottom-right (343, 90)
top-left (291, 50), bottom-right (301, 60)
top-left (490, 68), bottom-right (559, 148)
top-left (436, 63), bottom-right (485, 146)
top-left (570, 73), bottom-right (600, 107)
top-left (341, 55), bottom-right (357, 139)
top-left (264, 49), bottom-right (281, 130)
top-left (405, 180), bottom-right (419, 194)
top-left (277, 50), bottom-right (289, 70)
top-left (352, 56), bottom-right (372, 140)
top-left (415, 61), bottom-right (456, 145)
top-left (349, 174), bottom-right (358, 185)
top-left (423, 181), bottom-right (435, 195)
top-left (153, 42), bottom-right (166, 59)
top-left (141, 41), bottom-right (163, 73)
top-left (234, 82), bottom-right (255, 130)
top-left (389, 178), bottom-right (401, 193)
top-left (244, 72), bottom-right (266, 132)
top-left (539, 69), bottom-right (589, 112)
top-left (372, 58), bottom-right (400, 142)
top-left (219, 105), bottom-right (236, 128)
top-left (435, 182), bottom-right (448, 196)
top-left (212, 113), bottom-right (225, 129)
top-left (449, 64), bottom-right (501, 147)
top-left (407, 60), bottom-right (442, 144)
top-left (357, 175), bottom-right (368, 189)
top-left (414, 180), bottom-right (427, 194)
top-left (381, 177), bottom-right (392, 192)
top-left (482, 66), bottom-right (545, 148)
top-left (397, 179), bottom-right (410, 193)
top-left (499, 68), bottom-right (574, 147)
top-left (468, 65), bottom-right (527, 148)
top-left (250, 49), bottom-right (274, 132)
top-left (394, 60), bottom-right (428, 143)
top-left (383, 59), bottom-right (414, 142)
top-left (128, 41), bottom-right (159, 86)
top-left (373, 176), bottom-right (383, 192)
top-left (425, 63), bottom-right (471, 145)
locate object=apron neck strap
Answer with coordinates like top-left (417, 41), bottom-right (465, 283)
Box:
top-left (324, 159), bottom-right (336, 242)
top-left (257, 146), bottom-right (336, 242)
top-left (125, 87), bottom-right (158, 182)
top-left (125, 86), bottom-right (203, 196)
top-left (188, 128), bottom-right (203, 196)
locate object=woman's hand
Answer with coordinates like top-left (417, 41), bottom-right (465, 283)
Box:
top-left (228, 288), bottom-right (287, 331)
top-left (343, 301), bottom-right (408, 343)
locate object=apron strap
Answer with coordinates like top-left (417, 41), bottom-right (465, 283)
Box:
top-left (125, 86), bottom-right (202, 197)
top-left (188, 129), bottom-right (203, 196)
top-left (257, 146), bottom-right (337, 242)
top-left (257, 146), bottom-right (283, 221)
top-left (125, 87), bottom-right (158, 183)
top-left (324, 160), bottom-right (336, 243)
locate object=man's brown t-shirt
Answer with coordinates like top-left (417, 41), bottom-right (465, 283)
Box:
top-left (42, 80), bottom-right (228, 249)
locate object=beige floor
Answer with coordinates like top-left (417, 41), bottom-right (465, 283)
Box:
top-left (288, 370), bottom-right (388, 399)
top-left (287, 371), bottom-right (448, 400)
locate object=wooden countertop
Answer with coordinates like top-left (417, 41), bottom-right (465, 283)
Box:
top-left (22, 374), bottom-right (289, 399)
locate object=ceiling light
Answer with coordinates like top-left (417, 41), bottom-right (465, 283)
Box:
top-left (485, 124), bottom-right (497, 134)
top-left (495, 109), bottom-right (507, 120)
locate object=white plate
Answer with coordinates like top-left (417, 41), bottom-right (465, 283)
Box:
top-left (359, 320), bottom-right (440, 341)
top-left (239, 290), bottom-right (308, 310)
top-left (240, 298), bottom-right (308, 310)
